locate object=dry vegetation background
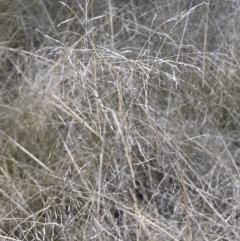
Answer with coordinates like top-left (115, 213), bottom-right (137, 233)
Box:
top-left (1, 0), bottom-right (240, 240)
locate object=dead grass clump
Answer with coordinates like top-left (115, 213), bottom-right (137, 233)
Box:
top-left (1, 1), bottom-right (240, 241)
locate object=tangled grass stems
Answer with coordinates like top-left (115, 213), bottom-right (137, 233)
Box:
top-left (1, 0), bottom-right (240, 240)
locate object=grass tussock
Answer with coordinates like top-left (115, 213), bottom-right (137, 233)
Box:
top-left (1, 0), bottom-right (240, 240)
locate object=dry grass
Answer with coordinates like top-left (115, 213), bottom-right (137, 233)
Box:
top-left (1, 0), bottom-right (240, 240)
